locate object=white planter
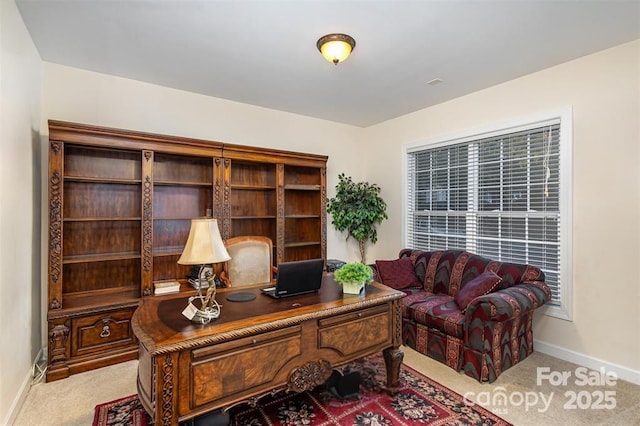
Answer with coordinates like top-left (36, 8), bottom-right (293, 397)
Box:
top-left (341, 281), bottom-right (365, 295)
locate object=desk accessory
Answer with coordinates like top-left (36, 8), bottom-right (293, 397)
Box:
top-left (177, 219), bottom-right (231, 324)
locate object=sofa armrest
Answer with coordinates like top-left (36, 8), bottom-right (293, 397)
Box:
top-left (464, 281), bottom-right (551, 323)
top-left (462, 281), bottom-right (550, 382)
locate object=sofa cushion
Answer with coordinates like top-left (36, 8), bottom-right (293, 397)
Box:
top-left (398, 249), bottom-right (434, 286)
top-left (431, 250), bottom-right (465, 294)
top-left (454, 271), bottom-right (502, 311)
top-left (376, 257), bottom-right (422, 289)
top-left (402, 292), bottom-right (465, 338)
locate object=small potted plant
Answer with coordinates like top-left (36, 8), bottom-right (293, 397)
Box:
top-left (333, 262), bottom-right (374, 295)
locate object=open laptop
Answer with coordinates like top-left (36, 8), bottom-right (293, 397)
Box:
top-left (261, 258), bottom-right (324, 298)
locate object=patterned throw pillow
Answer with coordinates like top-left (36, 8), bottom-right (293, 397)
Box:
top-left (375, 257), bottom-right (422, 289)
top-left (454, 271), bottom-right (502, 311)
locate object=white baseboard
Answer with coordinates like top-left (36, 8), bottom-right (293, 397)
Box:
top-left (534, 339), bottom-right (640, 386)
top-left (2, 348), bottom-right (44, 425)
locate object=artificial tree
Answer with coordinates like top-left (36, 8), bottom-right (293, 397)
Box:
top-left (327, 173), bottom-right (388, 263)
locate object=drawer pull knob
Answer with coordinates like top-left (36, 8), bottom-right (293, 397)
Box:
top-left (358, 313), bottom-right (363, 317)
top-left (100, 325), bottom-right (111, 338)
top-left (252, 339), bottom-right (257, 344)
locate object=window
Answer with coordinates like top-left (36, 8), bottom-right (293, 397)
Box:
top-left (404, 109), bottom-right (572, 320)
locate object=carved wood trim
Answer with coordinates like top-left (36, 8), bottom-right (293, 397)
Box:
top-left (50, 140), bottom-right (61, 153)
top-left (213, 157), bottom-right (222, 220)
top-left (222, 158), bottom-right (231, 239)
top-left (392, 298), bottom-right (402, 347)
top-left (48, 323), bottom-right (70, 365)
top-left (142, 149), bottom-right (154, 295)
top-left (50, 298), bottom-right (61, 310)
top-left (161, 354), bottom-right (174, 425)
top-left (151, 355), bottom-right (157, 423)
top-left (143, 175), bottom-right (153, 273)
top-left (48, 171), bottom-right (62, 287)
top-left (287, 359), bottom-right (332, 393)
top-left (276, 163), bottom-right (285, 263)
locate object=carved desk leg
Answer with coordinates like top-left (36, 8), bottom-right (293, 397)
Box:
top-left (383, 347), bottom-right (403, 395)
top-left (383, 298), bottom-right (404, 394)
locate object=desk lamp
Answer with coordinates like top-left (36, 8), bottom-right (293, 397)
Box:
top-left (178, 219), bottom-right (231, 324)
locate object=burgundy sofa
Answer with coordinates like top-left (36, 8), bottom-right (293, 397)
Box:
top-left (372, 249), bottom-right (551, 383)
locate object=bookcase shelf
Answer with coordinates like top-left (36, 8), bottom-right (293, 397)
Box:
top-left (230, 184), bottom-right (277, 190)
top-left (64, 217), bottom-right (142, 222)
top-left (63, 252), bottom-right (141, 264)
top-left (284, 241), bottom-right (321, 248)
top-left (154, 181), bottom-right (213, 187)
top-left (64, 176), bottom-right (142, 184)
top-left (231, 215), bottom-right (278, 220)
top-left (152, 246), bottom-right (185, 257)
top-left (46, 120), bottom-right (327, 382)
top-left (284, 184), bottom-right (321, 191)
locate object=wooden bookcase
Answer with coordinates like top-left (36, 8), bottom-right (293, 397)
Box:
top-left (283, 165), bottom-right (325, 262)
top-left (46, 121), bottom-right (327, 381)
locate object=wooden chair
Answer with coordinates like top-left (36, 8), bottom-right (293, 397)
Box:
top-left (219, 236), bottom-right (277, 287)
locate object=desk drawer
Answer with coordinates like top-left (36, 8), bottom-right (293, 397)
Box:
top-left (318, 305), bottom-right (390, 356)
top-left (189, 326), bottom-right (302, 407)
top-left (71, 309), bottom-right (137, 357)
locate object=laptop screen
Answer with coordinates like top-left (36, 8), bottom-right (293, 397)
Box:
top-left (272, 258), bottom-right (324, 297)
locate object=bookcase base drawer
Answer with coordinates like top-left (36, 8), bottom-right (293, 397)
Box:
top-left (71, 309), bottom-right (138, 357)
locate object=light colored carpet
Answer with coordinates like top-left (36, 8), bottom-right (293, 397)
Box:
top-left (402, 348), bottom-right (640, 426)
top-left (13, 347), bottom-right (640, 425)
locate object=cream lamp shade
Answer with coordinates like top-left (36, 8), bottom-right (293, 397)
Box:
top-left (178, 219), bottom-right (231, 266)
top-left (317, 33), bottom-right (356, 65)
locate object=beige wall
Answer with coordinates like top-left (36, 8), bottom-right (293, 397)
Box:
top-left (363, 40), bottom-right (640, 375)
top-left (0, 0), bottom-right (42, 423)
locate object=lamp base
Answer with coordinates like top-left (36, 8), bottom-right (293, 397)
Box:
top-left (188, 297), bottom-right (221, 324)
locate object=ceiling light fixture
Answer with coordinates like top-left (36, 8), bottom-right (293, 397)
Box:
top-left (317, 33), bottom-right (356, 65)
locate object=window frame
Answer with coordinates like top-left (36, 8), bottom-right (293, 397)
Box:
top-left (402, 107), bottom-right (573, 320)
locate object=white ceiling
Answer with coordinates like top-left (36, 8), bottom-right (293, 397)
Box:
top-left (16, 0), bottom-right (640, 127)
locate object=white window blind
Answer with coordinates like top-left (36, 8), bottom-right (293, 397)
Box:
top-left (406, 121), bottom-right (564, 308)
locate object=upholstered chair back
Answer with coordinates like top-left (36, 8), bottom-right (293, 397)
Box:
top-left (223, 236), bottom-right (274, 287)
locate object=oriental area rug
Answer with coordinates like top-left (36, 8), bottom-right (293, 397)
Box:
top-left (93, 355), bottom-right (511, 426)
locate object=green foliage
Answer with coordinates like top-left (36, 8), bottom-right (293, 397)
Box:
top-left (327, 173), bottom-right (388, 263)
top-left (333, 262), bottom-right (373, 285)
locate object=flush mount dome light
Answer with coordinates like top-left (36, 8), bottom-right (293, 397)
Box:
top-left (317, 33), bottom-right (356, 65)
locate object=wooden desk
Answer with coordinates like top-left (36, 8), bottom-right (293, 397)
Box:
top-left (132, 276), bottom-right (405, 425)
